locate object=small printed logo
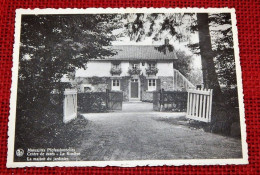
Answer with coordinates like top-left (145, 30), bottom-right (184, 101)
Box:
top-left (16, 148), bottom-right (24, 157)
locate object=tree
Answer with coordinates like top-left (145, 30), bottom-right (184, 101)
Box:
top-left (16, 14), bottom-right (120, 148)
top-left (209, 13), bottom-right (236, 88)
top-left (121, 13), bottom-right (236, 103)
top-left (197, 13), bottom-right (223, 102)
top-left (174, 50), bottom-right (203, 86)
top-left (18, 14), bottom-right (119, 113)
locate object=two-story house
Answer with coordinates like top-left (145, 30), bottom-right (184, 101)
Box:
top-left (73, 44), bottom-right (189, 102)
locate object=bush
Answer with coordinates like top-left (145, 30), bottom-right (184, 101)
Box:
top-left (14, 110), bottom-right (89, 162)
top-left (128, 67), bottom-right (141, 75)
top-left (222, 86), bottom-right (239, 107)
top-left (78, 92), bottom-right (107, 113)
top-left (145, 67), bottom-right (158, 75)
top-left (110, 67), bottom-right (122, 75)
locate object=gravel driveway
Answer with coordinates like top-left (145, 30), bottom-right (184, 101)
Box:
top-left (77, 102), bottom-right (242, 161)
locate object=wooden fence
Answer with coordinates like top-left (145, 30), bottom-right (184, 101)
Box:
top-left (186, 88), bottom-right (213, 123)
top-left (63, 89), bottom-right (77, 123)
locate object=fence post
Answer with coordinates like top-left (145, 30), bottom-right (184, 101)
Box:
top-left (208, 89), bottom-right (213, 122)
top-left (187, 89), bottom-right (190, 115)
top-left (160, 88), bottom-right (165, 112)
top-left (106, 89), bottom-right (109, 110)
top-left (63, 89), bottom-right (77, 123)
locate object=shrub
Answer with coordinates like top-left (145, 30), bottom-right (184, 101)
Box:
top-left (110, 67), bottom-right (122, 75)
top-left (88, 76), bottom-right (107, 85)
top-left (146, 67), bottom-right (159, 75)
top-left (128, 67), bottom-right (141, 75)
top-left (78, 92), bottom-right (107, 113)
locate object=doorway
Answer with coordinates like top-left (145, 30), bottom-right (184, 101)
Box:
top-left (129, 78), bottom-right (140, 101)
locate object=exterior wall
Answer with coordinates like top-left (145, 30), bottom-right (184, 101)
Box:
top-left (75, 77), bottom-right (109, 92)
top-left (141, 76), bottom-right (174, 102)
top-left (121, 61), bottom-right (130, 76)
top-left (156, 62), bottom-right (174, 76)
top-left (142, 91), bottom-right (153, 102)
top-left (75, 61), bottom-right (173, 77)
top-left (120, 76), bottom-right (130, 101)
top-left (75, 61), bottom-right (130, 77)
top-left (159, 76), bottom-right (174, 91)
top-left (74, 60), bottom-right (175, 102)
top-left (76, 61), bottom-right (111, 77)
top-left (75, 76), bottom-right (173, 102)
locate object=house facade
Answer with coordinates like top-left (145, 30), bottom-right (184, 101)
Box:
top-left (73, 44), bottom-right (183, 102)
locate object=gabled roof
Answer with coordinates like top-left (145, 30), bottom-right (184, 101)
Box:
top-left (101, 45), bottom-right (178, 61)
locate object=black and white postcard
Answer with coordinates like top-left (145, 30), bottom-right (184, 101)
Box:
top-left (7, 8), bottom-right (248, 167)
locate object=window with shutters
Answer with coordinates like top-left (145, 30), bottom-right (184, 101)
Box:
top-left (148, 79), bottom-right (156, 91)
top-left (112, 79), bottom-right (120, 91)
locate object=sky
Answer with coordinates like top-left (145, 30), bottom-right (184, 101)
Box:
top-left (111, 13), bottom-right (202, 69)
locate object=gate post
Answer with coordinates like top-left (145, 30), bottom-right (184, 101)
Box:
top-left (63, 89), bottom-right (77, 123)
top-left (106, 89), bottom-right (109, 110)
top-left (160, 88), bottom-right (165, 112)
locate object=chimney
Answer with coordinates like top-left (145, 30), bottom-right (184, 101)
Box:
top-left (165, 38), bottom-right (169, 45)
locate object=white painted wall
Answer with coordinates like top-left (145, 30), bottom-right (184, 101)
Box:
top-left (121, 61), bottom-right (130, 76)
top-left (156, 62), bottom-right (174, 76)
top-left (76, 61), bottom-right (111, 77)
top-left (75, 60), bottom-right (173, 77)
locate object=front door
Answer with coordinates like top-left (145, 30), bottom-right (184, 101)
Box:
top-left (130, 79), bottom-right (139, 98)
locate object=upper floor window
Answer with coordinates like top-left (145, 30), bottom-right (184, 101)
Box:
top-left (111, 62), bottom-right (122, 75)
top-left (132, 63), bottom-right (140, 69)
top-left (148, 62), bottom-right (156, 68)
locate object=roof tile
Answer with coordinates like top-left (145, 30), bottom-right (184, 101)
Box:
top-left (102, 45), bottom-right (178, 61)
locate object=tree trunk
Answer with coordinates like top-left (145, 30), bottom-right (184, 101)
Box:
top-left (197, 13), bottom-right (223, 103)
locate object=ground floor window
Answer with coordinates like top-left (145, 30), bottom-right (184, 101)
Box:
top-left (148, 79), bottom-right (156, 91)
top-left (112, 79), bottom-right (120, 91)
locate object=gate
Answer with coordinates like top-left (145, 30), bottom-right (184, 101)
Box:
top-left (106, 89), bottom-right (123, 110)
top-left (153, 89), bottom-right (187, 112)
top-left (186, 88), bottom-right (213, 123)
top-left (63, 89), bottom-right (77, 123)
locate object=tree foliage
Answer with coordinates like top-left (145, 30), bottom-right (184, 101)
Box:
top-left (174, 50), bottom-right (202, 86)
top-left (16, 14), bottom-right (120, 148)
top-left (209, 13), bottom-right (236, 87)
top-left (121, 13), bottom-right (236, 103)
top-left (18, 14), bottom-right (119, 111)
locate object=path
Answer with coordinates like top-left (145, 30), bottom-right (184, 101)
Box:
top-left (77, 102), bottom-right (242, 161)
top-left (121, 102), bottom-right (153, 112)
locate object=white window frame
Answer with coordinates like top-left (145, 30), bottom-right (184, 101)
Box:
top-left (112, 79), bottom-right (120, 91)
top-left (148, 79), bottom-right (156, 91)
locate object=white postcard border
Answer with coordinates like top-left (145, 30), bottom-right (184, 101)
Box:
top-left (7, 7), bottom-right (248, 168)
